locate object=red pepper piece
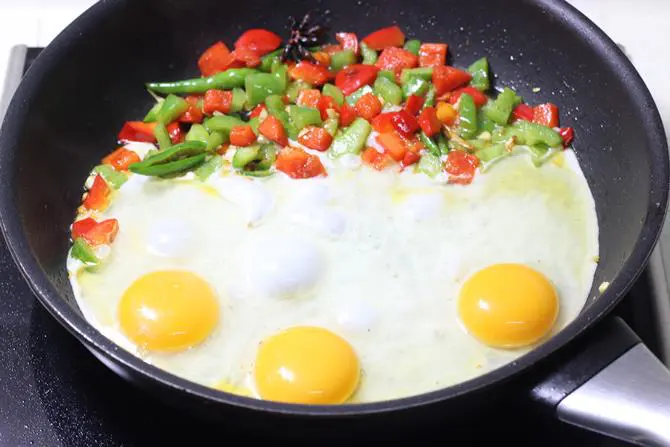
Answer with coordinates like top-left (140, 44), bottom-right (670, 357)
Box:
top-left (71, 218), bottom-right (98, 240)
top-left (231, 47), bottom-right (262, 68)
top-left (235, 29), bottom-right (282, 58)
top-left (167, 122), bottom-right (184, 144)
top-left (418, 107), bottom-right (441, 137)
top-left (83, 175), bottom-right (110, 211)
top-left (321, 44), bottom-right (344, 55)
top-left (391, 110), bottom-right (420, 137)
top-left (559, 127), bottom-right (574, 146)
top-left (317, 95), bottom-right (340, 120)
top-left (179, 95), bottom-right (204, 123)
top-left (249, 104), bottom-right (267, 119)
top-left (298, 126), bottom-right (333, 151)
top-left (448, 87), bottom-right (488, 108)
top-left (400, 151), bottom-right (421, 169)
top-left (102, 147), bottom-right (141, 171)
top-left (289, 62), bottom-right (331, 86)
top-left (375, 47), bottom-right (418, 78)
top-left (362, 25), bottom-right (405, 50)
top-left (371, 112), bottom-right (398, 133)
top-left (445, 150), bottom-right (480, 185)
top-left (198, 41), bottom-right (237, 76)
top-left (297, 89), bottom-right (322, 109)
top-left (82, 219), bottom-right (119, 246)
top-left (376, 131), bottom-right (408, 161)
top-left (404, 95), bottom-right (425, 115)
top-left (259, 115), bottom-right (288, 146)
top-left (203, 89), bottom-right (233, 115)
top-left (361, 147), bottom-right (390, 170)
top-left (432, 66), bottom-right (472, 96)
top-left (355, 93), bottom-right (382, 121)
top-left (276, 146), bottom-right (327, 179)
top-left (117, 121), bottom-right (157, 143)
top-left (339, 104), bottom-right (357, 127)
top-left (418, 43), bottom-right (448, 68)
top-left (533, 103), bottom-right (559, 128)
top-left (335, 64), bottom-right (379, 96)
top-left (336, 32), bottom-right (359, 55)
top-left (230, 125), bottom-right (257, 147)
top-left (512, 103), bottom-right (534, 122)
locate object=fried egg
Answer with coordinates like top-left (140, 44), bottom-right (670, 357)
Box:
top-left (68, 146), bottom-right (598, 403)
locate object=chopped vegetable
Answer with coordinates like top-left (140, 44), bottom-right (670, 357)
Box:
top-left (533, 103), bottom-right (559, 128)
top-left (289, 62), bottom-right (330, 86)
top-left (335, 64), bottom-right (379, 96)
top-left (259, 115), bottom-right (288, 146)
top-left (418, 107), bottom-right (441, 137)
top-left (417, 152), bottom-right (442, 177)
top-left (391, 110), bottom-right (419, 136)
top-left (288, 105), bottom-right (322, 131)
top-left (436, 101), bottom-right (457, 125)
top-left (203, 89), bottom-right (233, 114)
top-left (467, 57), bottom-right (490, 91)
top-left (375, 47), bottom-right (418, 78)
top-left (298, 126), bottom-right (333, 151)
top-left (179, 95), bottom-right (204, 123)
top-left (448, 87), bottom-right (488, 108)
top-left (432, 66), bottom-right (472, 96)
top-left (71, 238), bottom-right (100, 265)
top-left (476, 143), bottom-right (507, 163)
top-left (377, 70), bottom-right (396, 83)
top-left (345, 85), bottom-right (374, 107)
top-left (234, 29), bottom-right (282, 66)
top-left (276, 146), bottom-right (327, 179)
top-left (418, 131), bottom-right (440, 157)
top-left (330, 117), bottom-right (371, 156)
top-left (230, 125), bottom-right (257, 146)
top-left (404, 95), bottom-right (425, 115)
top-left (186, 123), bottom-right (210, 144)
top-left (233, 145), bottom-right (261, 169)
top-left (371, 112), bottom-right (397, 133)
top-left (400, 67), bottom-right (433, 84)
top-left (230, 88), bottom-right (247, 112)
top-left (445, 150), bottom-right (480, 184)
top-left (157, 94), bottom-right (189, 126)
top-left (71, 218), bottom-right (98, 240)
top-left (402, 76), bottom-right (430, 99)
top-left (376, 131), bottom-right (409, 161)
top-left (195, 155), bottom-right (223, 181)
top-left (102, 147), bottom-right (141, 171)
top-left (297, 89), bottom-right (322, 109)
top-left (373, 76), bottom-right (403, 106)
top-left (400, 150), bottom-right (421, 169)
top-left (245, 73), bottom-right (285, 106)
top-left (322, 84), bottom-right (345, 106)
top-left (512, 120), bottom-right (562, 147)
top-left (512, 103), bottom-right (534, 122)
top-left (403, 39), bottom-right (421, 56)
top-left (317, 95), bottom-right (339, 119)
top-left (144, 100), bottom-right (164, 123)
top-left (94, 164), bottom-right (128, 189)
top-left (482, 87), bottom-right (521, 125)
top-left (330, 50), bottom-right (356, 72)
top-left (323, 116), bottom-right (339, 136)
top-left (204, 115), bottom-right (245, 140)
top-left (286, 81), bottom-right (312, 103)
top-left (360, 42), bottom-right (378, 65)
top-left (418, 43), bottom-right (447, 67)
top-left (154, 122), bottom-right (172, 149)
top-left (362, 26), bottom-right (405, 50)
top-left (83, 175), bottom-right (111, 210)
top-left (559, 127), bottom-right (575, 146)
top-left (339, 104), bottom-right (357, 127)
top-left (354, 93), bottom-right (382, 120)
top-left (260, 49), bottom-right (283, 72)
top-left (198, 41), bottom-right (237, 76)
top-left (361, 147), bottom-right (390, 170)
top-left (457, 93), bottom-right (478, 139)
top-left (147, 68), bottom-right (258, 95)
top-left (78, 219), bottom-right (119, 246)
top-left (129, 141), bottom-right (208, 178)
top-left (118, 121), bottom-right (156, 143)
top-left (336, 32), bottom-right (359, 55)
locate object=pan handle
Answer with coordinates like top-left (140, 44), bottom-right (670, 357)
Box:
top-left (531, 317), bottom-right (670, 446)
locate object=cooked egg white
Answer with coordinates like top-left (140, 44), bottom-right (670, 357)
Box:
top-left (68, 147), bottom-right (598, 403)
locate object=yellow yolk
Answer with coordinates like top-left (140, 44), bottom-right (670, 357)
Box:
top-left (254, 326), bottom-right (360, 404)
top-left (458, 263), bottom-right (559, 348)
top-left (118, 270), bottom-right (219, 352)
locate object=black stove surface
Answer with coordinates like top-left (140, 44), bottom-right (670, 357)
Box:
top-left (0, 48), bottom-right (658, 447)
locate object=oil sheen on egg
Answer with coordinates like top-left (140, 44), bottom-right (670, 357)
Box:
top-left (68, 148), bottom-right (598, 403)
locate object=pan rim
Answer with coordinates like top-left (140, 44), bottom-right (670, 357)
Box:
top-left (0, 0), bottom-right (667, 417)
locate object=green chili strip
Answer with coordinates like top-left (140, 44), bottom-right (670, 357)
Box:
top-left (129, 141), bottom-right (208, 177)
top-left (457, 93), bottom-right (478, 139)
top-left (418, 131), bottom-right (440, 157)
top-left (146, 68), bottom-right (258, 94)
top-left (130, 153), bottom-right (207, 177)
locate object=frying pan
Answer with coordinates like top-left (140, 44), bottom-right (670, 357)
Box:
top-left (0, 0), bottom-right (669, 444)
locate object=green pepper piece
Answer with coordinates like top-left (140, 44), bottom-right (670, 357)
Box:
top-left (186, 123), bottom-right (210, 144)
top-left (246, 73), bottom-right (285, 107)
top-left (491, 125), bottom-right (526, 144)
top-left (417, 153), bottom-right (442, 177)
top-left (143, 99), bottom-right (164, 123)
top-left (330, 50), bottom-right (356, 72)
top-left (207, 131), bottom-right (226, 151)
top-left (403, 39), bottom-right (421, 56)
top-left (260, 49), bottom-right (282, 72)
top-left (418, 131), bottom-right (440, 157)
top-left (322, 84), bottom-right (345, 106)
top-left (423, 86), bottom-right (436, 108)
top-left (361, 42), bottom-right (378, 65)
top-left (156, 94), bottom-right (189, 125)
top-left (437, 133), bottom-right (449, 155)
top-left (230, 88), bottom-right (247, 113)
top-left (345, 85), bottom-right (374, 106)
top-left (272, 63), bottom-right (289, 92)
top-left (72, 238), bottom-right (99, 264)
top-left (468, 57), bottom-right (490, 92)
top-left (146, 68), bottom-right (259, 94)
top-left (256, 144), bottom-right (277, 170)
top-left (476, 142), bottom-right (507, 162)
top-left (129, 140), bottom-right (208, 177)
top-left (194, 155), bottom-right (223, 181)
top-left (458, 93), bottom-right (478, 139)
top-left (204, 115), bottom-right (245, 138)
top-left (373, 76), bottom-right (403, 106)
top-left (512, 121), bottom-right (562, 147)
top-left (377, 70), bottom-right (396, 83)
top-left (265, 95), bottom-right (286, 115)
top-left (93, 164), bottom-right (128, 189)
top-left (249, 117), bottom-right (260, 135)
top-left (330, 118), bottom-right (371, 156)
top-left (323, 116), bottom-right (340, 136)
top-left (402, 77), bottom-right (430, 99)
top-left (400, 67), bottom-right (433, 84)
top-left (154, 122), bottom-right (172, 150)
top-left (285, 122), bottom-right (300, 140)
top-left (477, 109), bottom-right (498, 133)
top-left (233, 145), bottom-right (260, 169)
top-left (132, 153), bottom-right (207, 177)
top-left (242, 170), bottom-right (274, 177)
top-left (482, 87), bottom-right (521, 125)
top-left (288, 105), bottom-right (322, 130)
top-left (285, 81), bottom-right (312, 103)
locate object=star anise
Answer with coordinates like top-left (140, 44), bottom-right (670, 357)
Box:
top-left (281, 11), bottom-right (329, 63)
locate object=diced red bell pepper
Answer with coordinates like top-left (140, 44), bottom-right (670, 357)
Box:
top-left (203, 89), bottom-right (233, 115)
top-left (418, 107), bottom-right (441, 137)
top-left (432, 66), bottom-right (472, 96)
top-left (361, 147), bottom-right (390, 170)
top-left (371, 112), bottom-right (398, 133)
top-left (232, 47), bottom-right (262, 68)
top-left (259, 115), bottom-right (288, 146)
top-left (234, 29), bottom-right (282, 58)
top-left (230, 125), bottom-right (257, 147)
top-left (376, 132), bottom-right (408, 161)
top-left (117, 121), bottom-right (157, 143)
top-left (418, 43), bottom-right (448, 68)
top-left (336, 32), bottom-right (359, 55)
top-left (82, 219), bottom-right (119, 246)
top-left (375, 47), bottom-right (418, 78)
top-left (102, 147), bottom-right (141, 171)
top-left (404, 95), bottom-right (425, 116)
top-left (355, 93), bottom-right (382, 120)
top-left (559, 127), bottom-right (574, 146)
top-left (317, 95), bottom-right (340, 120)
top-left (312, 52), bottom-right (331, 67)
top-left (391, 110), bottom-right (420, 137)
top-left (445, 150), bottom-right (480, 185)
top-left (362, 25), bottom-right (405, 50)
top-left (321, 44), bottom-right (344, 55)
top-left (512, 103), bottom-right (534, 122)
top-left (289, 62), bottom-right (331, 86)
top-left (179, 95), bottom-right (204, 123)
top-left (400, 150), bottom-right (421, 169)
top-left (297, 89), bottom-right (322, 109)
top-left (71, 218), bottom-right (98, 240)
top-left (339, 104), bottom-right (357, 127)
top-left (533, 103), bottom-right (559, 128)
top-left (198, 41), bottom-right (237, 76)
top-left (249, 104), bottom-right (266, 119)
top-left (167, 122), bottom-right (184, 144)
top-left (297, 126), bottom-right (333, 151)
top-left (276, 146), bottom-right (327, 179)
top-left (448, 87), bottom-right (488, 108)
top-left (83, 175), bottom-right (110, 211)
top-left (335, 64), bottom-right (379, 96)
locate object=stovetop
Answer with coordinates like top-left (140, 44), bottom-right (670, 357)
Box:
top-left (0, 47), bottom-right (665, 447)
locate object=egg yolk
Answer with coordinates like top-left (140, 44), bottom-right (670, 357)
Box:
top-left (118, 270), bottom-right (219, 352)
top-left (254, 326), bottom-right (360, 404)
top-left (458, 263), bottom-right (559, 348)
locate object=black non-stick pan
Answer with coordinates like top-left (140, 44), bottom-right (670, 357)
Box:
top-left (0, 0), bottom-right (669, 444)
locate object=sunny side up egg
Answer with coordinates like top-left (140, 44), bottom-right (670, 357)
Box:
top-left (67, 145), bottom-right (598, 403)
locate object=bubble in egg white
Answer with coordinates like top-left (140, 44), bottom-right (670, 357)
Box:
top-left (290, 206), bottom-right (347, 238)
top-left (337, 301), bottom-right (377, 334)
top-left (399, 192), bottom-right (445, 222)
top-left (146, 217), bottom-right (193, 258)
top-left (211, 176), bottom-right (273, 226)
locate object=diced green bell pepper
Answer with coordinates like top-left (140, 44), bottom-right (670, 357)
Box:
top-left (322, 84), bottom-right (344, 106)
top-left (207, 131), bottom-right (226, 151)
top-left (195, 155), bottom-right (223, 181)
top-left (245, 73), bottom-right (285, 107)
top-left (361, 42), bottom-right (378, 65)
top-left (457, 93), bottom-right (478, 139)
top-left (477, 109), bottom-right (498, 133)
top-left (330, 118), bottom-right (371, 156)
top-left (265, 95), bottom-right (286, 115)
top-left (288, 105), bottom-right (322, 130)
top-left (400, 67), bottom-right (433, 84)
top-left (186, 123), bottom-right (210, 144)
top-left (437, 133), bottom-right (449, 155)
top-left (230, 88), bottom-right (247, 113)
top-left (512, 121), bottom-right (563, 147)
top-left (93, 164), bottom-right (127, 189)
top-left (330, 50), bottom-right (356, 72)
top-left (143, 99), bottom-right (164, 123)
top-left (272, 63), bottom-right (289, 91)
top-left (286, 81), bottom-right (312, 103)
top-left (377, 70), bottom-right (396, 83)
top-left (468, 57), bottom-right (490, 91)
top-left (323, 116), bottom-right (339, 136)
top-left (156, 94), bottom-right (189, 125)
top-left (345, 85), bottom-right (374, 106)
top-left (260, 49), bottom-right (282, 72)
top-left (233, 145), bottom-right (260, 169)
top-left (403, 39), bottom-right (421, 56)
top-left (256, 144), bottom-right (277, 170)
top-left (402, 77), bottom-right (430, 99)
top-left (72, 238), bottom-right (99, 265)
top-left (249, 117), bottom-right (260, 135)
top-left (154, 122), bottom-right (172, 149)
top-left (374, 76), bottom-right (403, 106)
top-left (483, 87), bottom-right (522, 125)
top-left (417, 153), bottom-right (442, 177)
top-left (204, 115), bottom-right (245, 140)
top-left (476, 143), bottom-right (507, 163)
